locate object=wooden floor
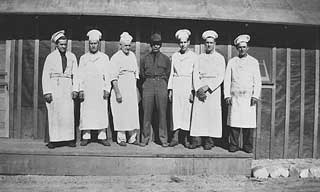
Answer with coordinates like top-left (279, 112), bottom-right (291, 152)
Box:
top-left (0, 139), bottom-right (252, 176)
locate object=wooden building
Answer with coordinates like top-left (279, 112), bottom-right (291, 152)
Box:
top-left (0, 0), bottom-right (320, 160)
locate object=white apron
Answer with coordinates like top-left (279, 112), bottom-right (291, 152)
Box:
top-left (224, 54), bottom-right (262, 128)
top-left (42, 50), bottom-right (78, 142)
top-left (78, 52), bottom-right (110, 130)
top-left (168, 51), bottom-right (197, 131)
top-left (110, 50), bottom-right (140, 131)
top-left (190, 52), bottom-right (225, 137)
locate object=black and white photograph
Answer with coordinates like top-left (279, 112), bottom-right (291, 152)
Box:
top-left (0, 0), bottom-right (320, 191)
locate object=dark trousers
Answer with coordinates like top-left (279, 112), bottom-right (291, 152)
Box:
top-left (229, 127), bottom-right (253, 149)
top-left (141, 79), bottom-right (168, 145)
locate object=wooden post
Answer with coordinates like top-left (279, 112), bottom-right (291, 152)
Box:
top-left (85, 40), bottom-right (89, 53)
top-left (270, 47), bottom-right (277, 159)
top-left (135, 25), bottom-right (141, 143)
top-left (9, 40), bottom-right (15, 138)
top-left (67, 40), bottom-right (72, 52)
top-left (284, 48), bottom-right (291, 158)
top-left (313, 49), bottom-right (319, 158)
top-left (299, 49), bottom-right (305, 158)
top-left (16, 40), bottom-right (23, 138)
top-left (33, 40), bottom-right (39, 139)
top-left (3, 40), bottom-right (11, 138)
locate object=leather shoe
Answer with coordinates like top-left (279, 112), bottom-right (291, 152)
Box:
top-left (169, 140), bottom-right (179, 147)
top-left (47, 142), bottom-right (55, 149)
top-left (118, 141), bottom-right (127, 147)
top-left (203, 144), bottom-right (213, 150)
top-left (243, 147), bottom-right (253, 153)
top-left (80, 139), bottom-right (89, 146)
top-left (188, 143), bottom-right (201, 149)
top-left (138, 142), bottom-right (147, 147)
top-left (228, 145), bottom-right (239, 152)
top-left (67, 142), bottom-right (76, 147)
top-left (98, 139), bottom-right (111, 146)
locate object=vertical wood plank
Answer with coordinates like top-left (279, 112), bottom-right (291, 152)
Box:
top-left (194, 30), bottom-right (200, 55)
top-left (313, 49), bottom-right (319, 158)
top-left (227, 45), bottom-right (232, 61)
top-left (4, 40), bottom-right (11, 137)
top-left (284, 48), bottom-right (291, 158)
top-left (67, 40), bottom-right (72, 52)
top-left (270, 47), bottom-right (277, 159)
top-left (135, 26), bottom-right (141, 143)
top-left (9, 40), bottom-right (15, 138)
top-left (33, 40), bottom-right (39, 139)
top-left (85, 40), bottom-right (89, 53)
top-left (299, 49), bottom-right (305, 158)
top-left (16, 40), bottom-right (23, 139)
top-left (100, 40), bottom-right (105, 53)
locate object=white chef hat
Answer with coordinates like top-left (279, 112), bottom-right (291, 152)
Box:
top-left (51, 30), bottom-right (65, 43)
top-left (175, 29), bottom-right (191, 41)
top-left (234, 34), bottom-right (250, 45)
top-left (202, 30), bottom-right (218, 40)
top-left (120, 32), bottom-right (133, 44)
top-left (87, 29), bottom-right (102, 41)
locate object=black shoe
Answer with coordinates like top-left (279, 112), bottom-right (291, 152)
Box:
top-left (243, 147), bottom-right (253, 153)
top-left (118, 141), bottom-right (127, 147)
top-left (138, 142), bottom-right (147, 147)
top-left (203, 144), bottom-right (213, 150)
top-left (188, 143), bottom-right (201, 149)
top-left (98, 139), bottom-right (111, 146)
top-left (80, 139), bottom-right (89, 146)
top-left (67, 142), bottom-right (76, 147)
top-left (169, 140), bottom-right (179, 147)
top-left (228, 145), bottom-right (239, 152)
top-left (47, 142), bottom-right (55, 149)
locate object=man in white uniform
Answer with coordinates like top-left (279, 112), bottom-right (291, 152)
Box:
top-left (168, 29), bottom-right (197, 148)
top-left (189, 30), bottom-right (226, 150)
top-left (110, 32), bottom-right (140, 147)
top-left (78, 29), bottom-right (111, 146)
top-left (224, 34), bottom-right (262, 153)
top-left (42, 30), bottom-right (78, 149)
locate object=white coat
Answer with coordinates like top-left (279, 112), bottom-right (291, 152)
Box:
top-left (42, 49), bottom-right (78, 142)
top-left (110, 50), bottom-right (140, 131)
top-left (224, 54), bottom-right (262, 128)
top-left (168, 50), bottom-right (197, 131)
top-left (77, 51), bottom-right (111, 130)
top-left (190, 51), bottom-right (225, 137)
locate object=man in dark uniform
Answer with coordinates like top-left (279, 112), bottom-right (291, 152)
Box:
top-left (140, 33), bottom-right (171, 147)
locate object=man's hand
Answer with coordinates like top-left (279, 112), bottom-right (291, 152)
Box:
top-left (116, 92), bottom-right (122, 103)
top-left (225, 97), bottom-right (232, 105)
top-left (103, 90), bottom-right (110, 100)
top-left (71, 91), bottom-right (78, 100)
top-left (196, 89), bottom-right (207, 102)
top-left (250, 97), bottom-right (259, 106)
top-left (168, 90), bottom-right (173, 102)
top-left (44, 93), bottom-right (53, 103)
top-left (79, 91), bottom-right (84, 102)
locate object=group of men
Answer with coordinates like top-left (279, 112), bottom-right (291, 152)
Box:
top-left (42, 28), bottom-right (261, 153)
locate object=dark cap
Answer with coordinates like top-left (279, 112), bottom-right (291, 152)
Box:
top-left (150, 33), bottom-right (162, 43)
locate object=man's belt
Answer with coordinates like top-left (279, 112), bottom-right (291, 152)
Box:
top-left (50, 73), bottom-right (72, 79)
top-left (200, 75), bottom-right (216, 79)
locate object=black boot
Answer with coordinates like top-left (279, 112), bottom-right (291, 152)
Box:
top-left (169, 130), bottom-right (179, 147)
